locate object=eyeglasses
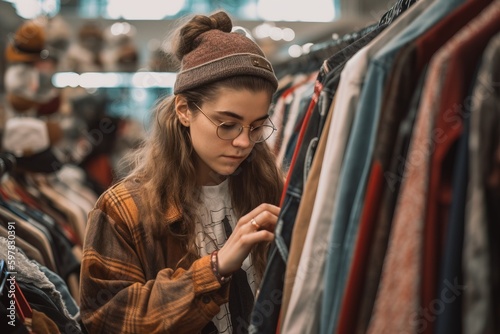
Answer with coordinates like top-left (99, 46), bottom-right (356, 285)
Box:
top-left (193, 103), bottom-right (276, 143)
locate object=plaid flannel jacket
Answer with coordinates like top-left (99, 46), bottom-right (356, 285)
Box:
top-left (80, 178), bottom-right (230, 333)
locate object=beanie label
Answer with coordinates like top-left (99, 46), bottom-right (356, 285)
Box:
top-left (250, 56), bottom-right (273, 72)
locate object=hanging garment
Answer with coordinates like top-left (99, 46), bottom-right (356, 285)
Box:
top-left (0, 237), bottom-right (81, 331)
top-left (280, 1), bottom-right (433, 333)
top-left (321, 0), bottom-right (472, 330)
top-left (279, 23), bottom-right (386, 325)
top-left (421, 4), bottom-right (500, 334)
top-left (249, 44), bottom-right (339, 334)
top-left (367, 2), bottom-right (500, 332)
top-left (0, 225), bottom-right (45, 266)
top-left (279, 95), bottom-right (335, 324)
top-left (337, 0), bottom-right (494, 331)
top-left (463, 32), bottom-right (500, 334)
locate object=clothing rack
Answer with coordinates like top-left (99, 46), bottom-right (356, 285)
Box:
top-left (0, 147), bottom-right (96, 332)
top-left (272, 0), bottom-right (416, 78)
top-left (273, 0), bottom-right (418, 79)
top-left (250, 0), bottom-right (500, 333)
top-left (273, 23), bottom-right (379, 79)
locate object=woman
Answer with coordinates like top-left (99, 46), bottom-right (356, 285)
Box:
top-left (79, 10), bottom-right (284, 334)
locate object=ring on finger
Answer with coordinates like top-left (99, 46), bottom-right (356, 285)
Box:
top-left (250, 218), bottom-right (261, 230)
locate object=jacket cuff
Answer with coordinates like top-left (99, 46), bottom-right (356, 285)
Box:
top-left (192, 255), bottom-right (223, 295)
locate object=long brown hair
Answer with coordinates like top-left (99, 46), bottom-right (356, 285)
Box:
top-left (122, 10), bottom-right (284, 281)
top-left (122, 75), bottom-right (284, 280)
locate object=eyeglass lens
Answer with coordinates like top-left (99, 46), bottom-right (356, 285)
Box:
top-left (217, 123), bottom-right (275, 142)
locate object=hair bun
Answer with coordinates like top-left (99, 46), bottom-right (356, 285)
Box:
top-left (175, 11), bottom-right (233, 61)
top-left (209, 11), bottom-right (232, 33)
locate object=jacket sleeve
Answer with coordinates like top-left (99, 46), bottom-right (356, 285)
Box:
top-left (80, 202), bottom-right (229, 333)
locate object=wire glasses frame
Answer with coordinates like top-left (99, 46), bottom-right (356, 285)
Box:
top-left (192, 103), bottom-right (277, 143)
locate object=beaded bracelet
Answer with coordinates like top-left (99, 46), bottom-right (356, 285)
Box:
top-left (210, 250), bottom-right (232, 284)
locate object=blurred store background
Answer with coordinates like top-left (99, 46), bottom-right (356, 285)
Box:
top-left (0, 0), bottom-right (389, 190)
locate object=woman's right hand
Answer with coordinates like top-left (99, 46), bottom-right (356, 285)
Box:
top-left (216, 203), bottom-right (280, 276)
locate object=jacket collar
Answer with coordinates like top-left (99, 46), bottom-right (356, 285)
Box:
top-left (164, 199), bottom-right (183, 225)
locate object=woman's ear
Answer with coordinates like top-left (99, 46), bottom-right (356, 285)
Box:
top-left (175, 95), bottom-right (190, 127)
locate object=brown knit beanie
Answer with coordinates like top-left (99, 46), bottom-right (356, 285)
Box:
top-left (173, 11), bottom-right (278, 94)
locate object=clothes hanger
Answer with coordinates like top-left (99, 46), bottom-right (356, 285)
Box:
top-left (280, 20), bottom-right (380, 76)
top-left (378, 0), bottom-right (418, 26)
top-left (0, 153), bottom-right (16, 178)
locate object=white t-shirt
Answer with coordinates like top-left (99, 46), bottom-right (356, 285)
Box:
top-left (195, 178), bottom-right (258, 334)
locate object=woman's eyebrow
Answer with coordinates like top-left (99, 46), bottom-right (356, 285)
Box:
top-left (217, 111), bottom-right (269, 122)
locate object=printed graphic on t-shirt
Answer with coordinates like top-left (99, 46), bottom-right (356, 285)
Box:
top-left (196, 205), bottom-right (257, 334)
top-left (195, 207), bottom-right (233, 333)
top-left (196, 207), bottom-right (232, 254)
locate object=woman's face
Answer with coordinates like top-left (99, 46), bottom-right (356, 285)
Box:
top-left (180, 87), bottom-right (272, 185)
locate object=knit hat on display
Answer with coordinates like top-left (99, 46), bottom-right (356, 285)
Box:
top-left (173, 11), bottom-right (278, 94)
top-left (5, 19), bottom-right (47, 63)
top-left (2, 117), bottom-right (63, 173)
top-left (2, 117), bottom-right (50, 157)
